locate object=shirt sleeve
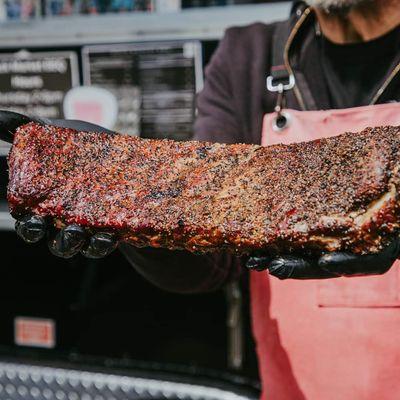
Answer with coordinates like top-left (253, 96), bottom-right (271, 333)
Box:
top-left (194, 28), bottom-right (242, 144)
top-left (120, 245), bottom-right (242, 294)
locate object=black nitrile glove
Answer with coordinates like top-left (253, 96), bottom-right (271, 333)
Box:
top-left (246, 238), bottom-right (400, 279)
top-left (1, 110), bottom-right (118, 259)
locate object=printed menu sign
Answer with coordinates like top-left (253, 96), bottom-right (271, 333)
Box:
top-left (0, 51), bottom-right (79, 119)
top-left (82, 42), bottom-right (203, 140)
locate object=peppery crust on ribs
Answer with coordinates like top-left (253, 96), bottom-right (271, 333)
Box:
top-left (7, 122), bottom-right (400, 255)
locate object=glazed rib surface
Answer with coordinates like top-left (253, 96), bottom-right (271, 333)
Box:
top-left (7, 122), bottom-right (400, 254)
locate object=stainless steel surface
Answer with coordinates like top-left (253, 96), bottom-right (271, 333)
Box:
top-left (0, 200), bottom-right (12, 231)
top-left (0, 361), bottom-right (257, 400)
top-left (0, 141), bottom-right (11, 156)
top-left (226, 282), bottom-right (244, 370)
top-left (0, 3), bottom-right (291, 47)
top-left (0, 211), bottom-right (13, 231)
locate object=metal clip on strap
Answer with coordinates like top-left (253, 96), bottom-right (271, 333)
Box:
top-left (266, 71), bottom-right (295, 94)
top-left (266, 67), bottom-right (295, 132)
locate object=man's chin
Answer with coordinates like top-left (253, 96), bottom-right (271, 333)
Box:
top-left (304, 0), bottom-right (372, 13)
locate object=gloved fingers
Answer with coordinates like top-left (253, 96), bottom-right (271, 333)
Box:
top-left (246, 253), bottom-right (337, 279)
top-left (0, 109), bottom-right (115, 145)
top-left (268, 255), bottom-right (337, 280)
top-left (319, 238), bottom-right (400, 277)
top-left (81, 232), bottom-right (118, 259)
top-left (15, 214), bottom-right (117, 259)
top-left (0, 110), bottom-right (39, 143)
top-left (15, 215), bottom-right (47, 244)
top-left (47, 224), bottom-right (86, 259)
top-left (246, 255), bottom-right (273, 271)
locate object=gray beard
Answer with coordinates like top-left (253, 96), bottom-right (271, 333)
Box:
top-left (304, 0), bottom-right (372, 13)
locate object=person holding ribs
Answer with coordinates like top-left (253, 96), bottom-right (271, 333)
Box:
top-left (4, 0), bottom-right (400, 398)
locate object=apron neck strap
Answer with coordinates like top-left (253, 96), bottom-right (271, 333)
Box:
top-left (267, 20), bottom-right (295, 96)
top-left (267, 5), bottom-right (319, 111)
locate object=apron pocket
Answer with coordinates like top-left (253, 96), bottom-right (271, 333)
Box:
top-left (317, 261), bottom-right (400, 308)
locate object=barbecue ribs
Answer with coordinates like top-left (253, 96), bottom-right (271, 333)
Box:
top-left (7, 122), bottom-right (400, 255)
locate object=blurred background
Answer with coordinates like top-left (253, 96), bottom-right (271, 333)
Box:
top-left (0, 2), bottom-right (289, 399)
top-left (0, 0), bottom-right (287, 19)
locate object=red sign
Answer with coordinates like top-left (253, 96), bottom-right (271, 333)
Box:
top-left (14, 317), bottom-right (56, 348)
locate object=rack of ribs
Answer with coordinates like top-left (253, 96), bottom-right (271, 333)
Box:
top-left (7, 122), bottom-right (400, 255)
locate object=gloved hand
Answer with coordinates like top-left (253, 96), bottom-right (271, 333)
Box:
top-left (246, 238), bottom-right (400, 279)
top-left (1, 110), bottom-right (118, 259)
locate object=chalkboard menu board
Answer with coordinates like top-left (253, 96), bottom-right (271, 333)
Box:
top-left (82, 42), bottom-right (203, 140)
top-left (0, 51), bottom-right (79, 119)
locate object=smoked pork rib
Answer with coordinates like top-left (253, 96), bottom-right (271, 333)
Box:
top-left (7, 122), bottom-right (400, 255)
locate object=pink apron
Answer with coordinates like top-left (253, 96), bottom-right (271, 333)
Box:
top-left (251, 103), bottom-right (400, 400)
